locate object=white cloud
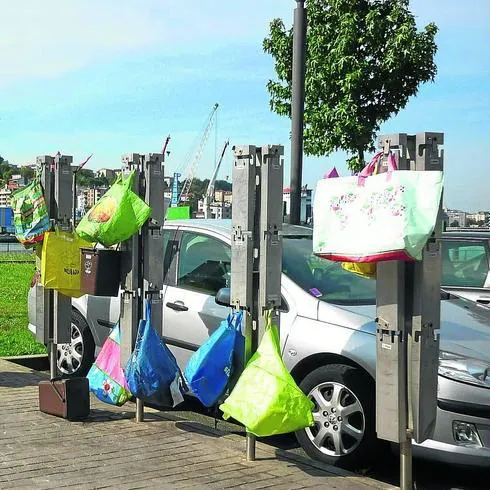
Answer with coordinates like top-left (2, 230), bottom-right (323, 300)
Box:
top-left (0, 0), bottom-right (289, 81)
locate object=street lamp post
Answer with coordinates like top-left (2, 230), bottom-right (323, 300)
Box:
top-left (290, 0), bottom-right (307, 225)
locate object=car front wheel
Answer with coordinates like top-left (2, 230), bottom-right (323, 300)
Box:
top-left (295, 364), bottom-right (379, 471)
top-left (55, 310), bottom-right (95, 378)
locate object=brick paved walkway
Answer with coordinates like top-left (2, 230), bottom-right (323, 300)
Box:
top-left (0, 358), bottom-right (396, 489)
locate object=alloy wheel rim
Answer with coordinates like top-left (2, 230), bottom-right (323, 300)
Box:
top-left (57, 323), bottom-right (84, 375)
top-left (305, 381), bottom-right (365, 457)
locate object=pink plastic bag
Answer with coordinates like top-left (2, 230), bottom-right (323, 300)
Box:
top-left (87, 324), bottom-right (131, 406)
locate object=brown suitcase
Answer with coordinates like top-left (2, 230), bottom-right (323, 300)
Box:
top-left (38, 377), bottom-right (90, 421)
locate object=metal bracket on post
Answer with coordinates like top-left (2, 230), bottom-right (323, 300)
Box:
top-left (231, 144), bottom-right (284, 463)
top-left (376, 134), bottom-right (415, 490)
top-left (119, 151), bottom-right (166, 423)
top-left (231, 145), bottom-right (259, 462)
top-left (119, 153), bottom-right (142, 366)
top-left (377, 133), bottom-right (414, 171)
top-left (410, 133), bottom-right (443, 444)
top-left (258, 145), bottom-right (284, 335)
top-left (376, 133), bottom-right (443, 490)
top-left (36, 156), bottom-right (55, 348)
top-left (119, 153), bottom-right (144, 421)
top-left (35, 154), bottom-right (73, 378)
top-left (142, 153), bottom-right (165, 338)
top-left (231, 145), bottom-right (257, 343)
top-left (376, 261), bottom-right (409, 444)
top-left (53, 154), bottom-right (73, 346)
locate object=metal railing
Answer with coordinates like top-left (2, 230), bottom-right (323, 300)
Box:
top-left (0, 242), bottom-right (30, 254)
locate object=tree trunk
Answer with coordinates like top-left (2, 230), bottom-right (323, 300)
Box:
top-left (357, 148), bottom-right (364, 168)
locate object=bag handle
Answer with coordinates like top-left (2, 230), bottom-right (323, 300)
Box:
top-left (359, 151), bottom-right (397, 177)
top-left (228, 310), bottom-right (243, 331)
top-left (142, 299), bottom-right (153, 335)
top-left (264, 309), bottom-right (273, 330)
top-left (358, 151), bottom-right (397, 186)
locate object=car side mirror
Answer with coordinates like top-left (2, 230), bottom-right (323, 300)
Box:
top-left (215, 287), bottom-right (231, 307)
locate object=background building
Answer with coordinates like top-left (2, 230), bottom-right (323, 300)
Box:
top-left (283, 186), bottom-right (312, 224)
top-left (467, 211), bottom-right (490, 226)
top-left (445, 209), bottom-right (467, 228)
top-left (95, 168), bottom-right (117, 182)
top-left (85, 187), bottom-right (107, 208)
top-left (0, 187), bottom-right (12, 207)
top-left (196, 199), bottom-right (231, 219)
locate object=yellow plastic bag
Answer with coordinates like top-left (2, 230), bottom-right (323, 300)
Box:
top-left (341, 262), bottom-right (376, 279)
top-left (41, 231), bottom-right (92, 298)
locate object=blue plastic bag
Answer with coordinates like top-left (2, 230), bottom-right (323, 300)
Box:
top-left (184, 310), bottom-right (243, 407)
top-left (125, 302), bottom-right (184, 407)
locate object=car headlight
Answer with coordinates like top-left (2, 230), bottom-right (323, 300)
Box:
top-left (439, 351), bottom-right (490, 388)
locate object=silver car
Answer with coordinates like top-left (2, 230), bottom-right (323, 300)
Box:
top-left (28, 220), bottom-right (490, 470)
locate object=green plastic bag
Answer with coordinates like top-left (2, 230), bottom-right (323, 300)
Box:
top-left (76, 170), bottom-right (151, 247)
top-left (219, 311), bottom-right (314, 437)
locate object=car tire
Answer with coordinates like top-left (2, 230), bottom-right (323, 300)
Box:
top-left (295, 364), bottom-right (379, 471)
top-left (50, 310), bottom-right (95, 378)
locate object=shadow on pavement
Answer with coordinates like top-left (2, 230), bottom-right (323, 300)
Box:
top-left (0, 370), bottom-right (46, 388)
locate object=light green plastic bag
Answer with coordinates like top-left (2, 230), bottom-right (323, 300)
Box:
top-left (76, 170), bottom-right (152, 247)
top-left (219, 311), bottom-right (314, 437)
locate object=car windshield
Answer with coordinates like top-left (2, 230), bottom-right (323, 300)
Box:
top-left (282, 236), bottom-right (376, 305)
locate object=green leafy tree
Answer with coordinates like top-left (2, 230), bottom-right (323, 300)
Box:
top-left (92, 176), bottom-right (109, 188)
top-left (263, 0), bottom-right (438, 172)
top-left (215, 180), bottom-right (232, 192)
top-left (107, 173), bottom-right (118, 186)
top-left (76, 169), bottom-right (109, 188)
top-left (0, 158), bottom-right (12, 186)
top-left (188, 178), bottom-right (210, 213)
top-left (20, 166), bottom-right (35, 182)
top-left (76, 169), bottom-right (95, 187)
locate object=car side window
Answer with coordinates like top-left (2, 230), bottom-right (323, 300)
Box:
top-left (177, 232), bottom-right (231, 295)
top-left (441, 240), bottom-right (489, 288)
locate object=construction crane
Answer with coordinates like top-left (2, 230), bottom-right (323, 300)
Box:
top-left (178, 103), bottom-right (219, 205)
top-left (162, 134), bottom-right (171, 158)
top-left (203, 140), bottom-right (229, 219)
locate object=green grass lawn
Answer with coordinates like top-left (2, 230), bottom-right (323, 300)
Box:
top-left (0, 255), bottom-right (47, 356)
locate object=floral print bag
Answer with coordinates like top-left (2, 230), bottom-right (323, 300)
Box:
top-left (313, 152), bottom-right (443, 263)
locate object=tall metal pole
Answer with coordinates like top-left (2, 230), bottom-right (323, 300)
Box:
top-left (290, 0), bottom-right (307, 225)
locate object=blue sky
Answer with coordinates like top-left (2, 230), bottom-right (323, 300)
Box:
top-left (0, 0), bottom-right (488, 212)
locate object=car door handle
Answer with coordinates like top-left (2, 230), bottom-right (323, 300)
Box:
top-left (477, 298), bottom-right (490, 305)
top-left (166, 301), bottom-right (189, 312)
